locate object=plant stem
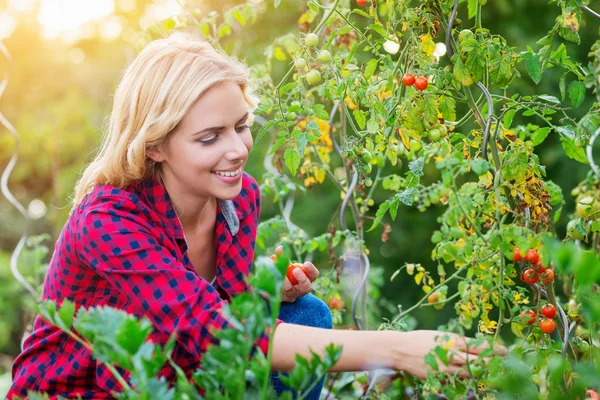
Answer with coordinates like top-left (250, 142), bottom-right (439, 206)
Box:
top-left (392, 263), bottom-right (470, 323)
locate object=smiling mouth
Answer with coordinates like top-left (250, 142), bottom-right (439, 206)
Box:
top-left (211, 167), bottom-right (242, 177)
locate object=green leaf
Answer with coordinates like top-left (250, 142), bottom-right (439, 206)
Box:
top-left (368, 200), bottom-right (391, 232)
top-left (283, 148), bottom-right (301, 175)
top-left (561, 138), bottom-right (588, 163)
top-left (453, 57), bottom-right (474, 86)
top-left (470, 159), bottom-right (490, 175)
top-left (57, 299), bottom-right (75, 330)
top-left (503, 109), bottom-right (517, 129)
top-left (532, 127), bottom-right (551, 146)
top-left (274, 0), bottom-right (281, 8)
top-left (255, 120), bottom-right (275, 143)
top-left (408, 157), bottom-right (425, 177)
top-left (568, 80), bottom-right (585, 109)
top-left (559, 73), bottom-right (567, 100)
top-left (353, 109), bottom-right (367, 130)
top-left (364, 59), bottom-right (378, 80)
top-left (438, 95), bottom-right (456, 121)
top-left (279, 82), bottom-right (298, 96)
top-left (313, 104), bottom-right (330, 120)
top-left (467, 0), bottom-right (478, 19)
top-left (526, 53), bottom-right (542, 84)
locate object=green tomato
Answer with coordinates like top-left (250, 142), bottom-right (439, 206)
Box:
top-left (364, 178), bottom-right (373, 187)
top-left (429, 128), bottom-right (442, 141)
top-left (318, 50), bottom-right (332, 63)
top-left (360, 149), bottom-right (373, 163)
top-left (287, 112), bottom-right (298, 121)
top-left (469, 363), bottom-right (484, 379)
top-left (576, 196), bottom-right (600, 220)
top-left (436, 124), bottom-right (448, 136)
top-left (305, 33), bottom-right (319, 47)
top-left (576, 340), bottom-right (590, 353)
top-left (342, 149), bottom-right (355, 159)
top-left (294, 58), bottom-right (307, 70)
top-left (459, 29), bottom-right (474, 42)
top-left (305, 70), bottom-right (321, 85)
top-left (409, 139), bottom-right (422, 152)
top-left (567, 219), bottom-right (587, 241)
top-left (362, 163), bottom-right (373, 174)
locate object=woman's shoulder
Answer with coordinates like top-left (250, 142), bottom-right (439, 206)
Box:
top-left (238, 171), bottom-right (261, 211)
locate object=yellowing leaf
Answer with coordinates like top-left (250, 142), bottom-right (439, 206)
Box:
top-left (420, 33), bottom-right (435, 56)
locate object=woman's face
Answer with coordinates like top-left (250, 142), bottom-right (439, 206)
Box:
top-left (151, 81), bottom-right (253, 201)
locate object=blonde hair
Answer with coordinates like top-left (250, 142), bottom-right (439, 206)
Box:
top-left (72, 32), bottom-right (259, 207)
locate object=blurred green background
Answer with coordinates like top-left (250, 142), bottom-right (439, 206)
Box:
top-left (0, 0), bottom-right (597, 391)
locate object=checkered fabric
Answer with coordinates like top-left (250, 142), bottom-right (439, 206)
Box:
top-left (7, 172), bottom-right (281, 399)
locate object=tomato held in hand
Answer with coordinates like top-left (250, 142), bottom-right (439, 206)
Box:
top-left (286, 264), bottom-right (308, 285)
top-left (541, 304), bottom-right (557, 319)
top-left (521, 268), bottom-right (539, 285)
top-left (402, 73), bottom-right (415, 86)
top-left (414, 76), bottom-right (428, 91)
top-left (521, 309), bottom-right (536, 325)
top-left (524, 249), bottom-right (540, 264)
top-left (540, 318), bottom-right (556, 334)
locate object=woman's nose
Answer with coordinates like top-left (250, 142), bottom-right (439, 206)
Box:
top-left (225, 130), bottom-right (249, 160)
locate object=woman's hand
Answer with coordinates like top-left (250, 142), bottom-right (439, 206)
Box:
top-left (392, 330), bottom-right (508, 380)
top-left (271, 246), bottom-right (320, 303)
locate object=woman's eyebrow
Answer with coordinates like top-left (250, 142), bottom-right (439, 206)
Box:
top-left (192, 112), bottom-right (249, 136)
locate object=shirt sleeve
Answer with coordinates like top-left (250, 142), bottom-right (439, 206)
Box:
top-left (75, 194), bottom-right (280, 369)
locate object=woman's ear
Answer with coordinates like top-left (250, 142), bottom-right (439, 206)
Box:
top-left (147, 144), bottom-right (166, 163)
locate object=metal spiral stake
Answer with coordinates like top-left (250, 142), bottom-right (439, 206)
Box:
top-left (0, 41), bottom-right (38, 301)
top-left (583, 5), bottom-right (600, 21)
top-left (444, 0), bottom-right (495, 176)
top-left (585, 127), bottom-right (600, 180)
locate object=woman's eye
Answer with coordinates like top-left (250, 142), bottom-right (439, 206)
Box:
top-left (236, 124), bottom-right (249, 133)
top-left (197, 136), bottom-right (218, 144)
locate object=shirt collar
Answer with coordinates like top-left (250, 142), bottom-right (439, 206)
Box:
top-left (134, 175), bottom-right (254, 239)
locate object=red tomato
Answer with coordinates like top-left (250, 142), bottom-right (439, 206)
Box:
top-left (328, 297), bottom-right (345, 310)
top-left (541, 304), bottom-right (557, 319)
top-left (540, 318), bottom-right (556, 334)
top-left (533, 259), bottom-right (546, 273)
top-left (286, 264), bottom-right (307, 285)
top-left (513, 247), bottom-right (522, 262)
top-left (521, 310), bottom-right (536, 325)
top-left (357, 0), bottom-right (367, 6)
top-left (414, 76), bottom-right (428, 91)
top-left (402, 73), bottom-right (415, 86)
top-left (521, 268), bottom-right (539, 285)
top-left (525, 249), bottom-right (540, 264)
top-left (541, 269), bottom-right (555, 285)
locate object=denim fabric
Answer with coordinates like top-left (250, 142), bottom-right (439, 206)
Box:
top-left (269, 293), bottom-right (333, 399)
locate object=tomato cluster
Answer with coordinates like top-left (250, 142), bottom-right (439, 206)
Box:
top-left (520, 304), bottom-right (557, 334)
top-left (514, 247), bottom-right (555, 285)
top-left (402, 73), bottom-right (428, 91)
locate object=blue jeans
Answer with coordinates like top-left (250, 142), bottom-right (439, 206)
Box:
top-left (269, 293), bottom-right (333, 399)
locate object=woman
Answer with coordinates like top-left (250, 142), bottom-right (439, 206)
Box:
top-left (7, 33), bottom-right (504, 400)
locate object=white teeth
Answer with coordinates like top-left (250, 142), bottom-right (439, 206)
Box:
top-left (212, 168), bottom-right (241, 177)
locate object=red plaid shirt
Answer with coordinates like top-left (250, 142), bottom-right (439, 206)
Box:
top-left (7, 172), bottom-right (280, 399)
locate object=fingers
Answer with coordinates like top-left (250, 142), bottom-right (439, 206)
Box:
top-left (293, 267), bottom-right (312, 293)
top-left (300, 261), bottom-right (319, 281)
top-left (447, 334), bottom-right (508, 357)
top-left (274, 245), bottom-right (284, 256)
top-left (282, 276), bottom-right (293, 292)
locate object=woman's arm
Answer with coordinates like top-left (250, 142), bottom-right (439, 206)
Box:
top-left (271, 323), bottom-right (505, 379)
